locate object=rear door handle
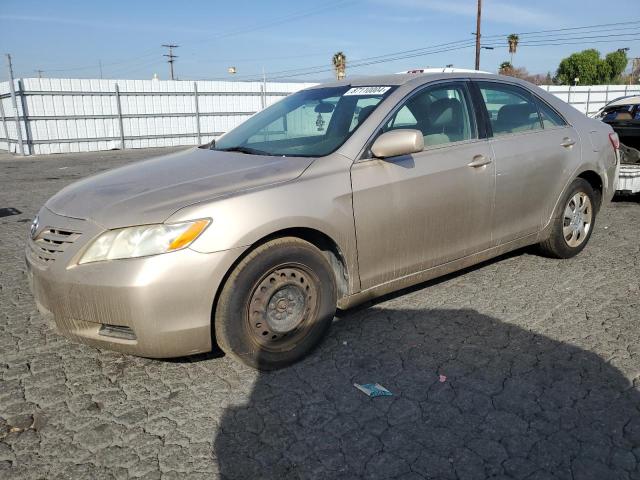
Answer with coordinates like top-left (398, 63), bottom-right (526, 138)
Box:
top-left (561, 137), bottom-right (576, 148)
top-left (467, 155), bottom-right (492, 168)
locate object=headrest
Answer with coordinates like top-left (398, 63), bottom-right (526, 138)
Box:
top-left (428, 98), bottom-right (462, 126)
top-left (497, 103), bottom-right (537, 127)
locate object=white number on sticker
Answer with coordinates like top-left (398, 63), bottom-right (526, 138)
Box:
top-left (344, 86), bottom-right (391, 96)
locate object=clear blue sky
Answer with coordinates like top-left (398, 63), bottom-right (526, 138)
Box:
top-left (1, 0), bottom-right (639, 82)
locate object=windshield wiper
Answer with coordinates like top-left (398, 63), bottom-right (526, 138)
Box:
top-left (217, 146), bottom-right (271, 155)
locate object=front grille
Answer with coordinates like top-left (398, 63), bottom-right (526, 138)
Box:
top-left (29, 227), bottom-right (82, 265)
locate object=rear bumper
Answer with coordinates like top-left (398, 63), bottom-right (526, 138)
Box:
top-left (617, 164), bottom-right (640, 194)
top-left (26, 208), bottom-right (244, 358)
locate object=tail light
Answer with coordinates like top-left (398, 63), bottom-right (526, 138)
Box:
top-left (609, 132), bottom-right (620, 150)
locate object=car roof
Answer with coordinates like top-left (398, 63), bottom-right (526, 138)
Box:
top-left (307, 71), bottom-right (504, 90)
top-left (603, 95), bottom-right (640, 108)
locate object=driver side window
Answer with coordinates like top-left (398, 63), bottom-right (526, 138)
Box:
top-left (383, 83), bottom-right (476, 147)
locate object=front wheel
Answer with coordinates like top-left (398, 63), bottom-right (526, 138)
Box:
top-left (538, 178), bottom-right (596, 259)
top-left (214, 237), bottom-right (337, 370)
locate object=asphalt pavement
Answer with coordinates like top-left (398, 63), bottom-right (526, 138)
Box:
top-left (0, 147), bottom-right (639, 479)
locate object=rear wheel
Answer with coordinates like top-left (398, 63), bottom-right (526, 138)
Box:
top-left (538, 178), bottom-right (596, 258)
top-left (215, 237), bottom-right (337, 370)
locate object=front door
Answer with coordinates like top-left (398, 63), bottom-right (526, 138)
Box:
top-left (351, 81), bottom-right (495, 290)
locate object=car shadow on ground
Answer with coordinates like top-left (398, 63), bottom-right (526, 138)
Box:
top-left (613, 193), bottom-right (640, 204)
top-left (212, 306), bottom-right (640, 479)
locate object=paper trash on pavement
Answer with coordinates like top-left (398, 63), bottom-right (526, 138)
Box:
top-left (354, 383), bottom-right (393, 397)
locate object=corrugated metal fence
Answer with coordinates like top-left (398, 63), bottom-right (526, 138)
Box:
top-left (1, 78), bottom-right (639, 155)
top-left (0, 78), bottom-right (315, 155)
top-left (540, 84), bottom-right (640, 116)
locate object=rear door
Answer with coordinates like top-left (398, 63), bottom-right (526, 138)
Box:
top-left (474, 81), bottom-right (581, 245)
top-left (351, 81), bottom-right (495, 290)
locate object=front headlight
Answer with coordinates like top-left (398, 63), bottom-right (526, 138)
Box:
top-left (78, 219), bottom-right (210, 264)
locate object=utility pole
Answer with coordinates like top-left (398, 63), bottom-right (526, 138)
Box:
top-left (474, 0), bottom-right (482, 70)
top-left (162, 44), bottom-right (179, 80)
top-left (5, 54), bottom-right (25, 155)
top-left (99, 60), bottom-right (103, 79)
top-left (35, 69), bottom-right (44, 78)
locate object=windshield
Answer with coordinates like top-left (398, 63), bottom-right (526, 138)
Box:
top-left (212, 85), bottom-right (395, 157)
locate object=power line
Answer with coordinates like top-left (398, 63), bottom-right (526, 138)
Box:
top-left (162, 44), bottom-right (179, 80)
top-left (40, 51), bottom-right (159, 73)
top-left (224, 23), bottom-right (640, 82)
top-left (484, 30), bottom-right (640, 46)
top-left (10, 17), bottom-right (640, 81)
top-left (208, 21), bottom-right (638, 81)
top-left (503, 20), bottom-right (640, 37)
top-left (29, 1), bottom-right (356, 75)
top-left (491, 37), bottom-right (640, 49)
top-left (104, 58), bottom-right (166, 79)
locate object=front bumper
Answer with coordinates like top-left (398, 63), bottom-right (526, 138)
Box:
top-left (26, 207), bottom-right (243, 358)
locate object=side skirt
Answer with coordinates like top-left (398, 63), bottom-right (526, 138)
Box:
top-left (337, 229), bottom-right (547, 310)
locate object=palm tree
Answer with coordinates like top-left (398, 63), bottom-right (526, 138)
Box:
top-left (332, 52), bottom-right (347, 80)
top-left (507, 34), bottom-right (519, 65)
top-left (499, 61), bottom-right (513, 75)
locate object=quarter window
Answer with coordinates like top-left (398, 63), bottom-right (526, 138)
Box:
top-left (383, 83), bottom-right (475, 147)
top-left (478, 83), bottom-right (542, 136)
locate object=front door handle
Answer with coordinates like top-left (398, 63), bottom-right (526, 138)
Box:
top-left (561, 137), bottom-right (576, 148)
top-left (467, 155), bottom-right (492, 168)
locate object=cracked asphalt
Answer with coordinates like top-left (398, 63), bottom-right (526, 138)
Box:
top-left (0, 147), bottom-right (639, 480)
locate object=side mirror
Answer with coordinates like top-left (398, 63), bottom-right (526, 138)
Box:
top-left (371, 129), bottom-right (424, 158)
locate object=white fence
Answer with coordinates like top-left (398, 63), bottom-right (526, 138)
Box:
top-left (540, 84), bottom-right (640, 116)
top-left (1, 79), bottom-right (639, 156)
top-left (0, 78), bottom-right (315, 155)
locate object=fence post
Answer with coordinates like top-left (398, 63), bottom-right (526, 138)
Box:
top-left (114, 84), bottom-right (125, 150)
top-left (7, 77), bottom-right (25, 156)
top-left (585, 88), bottom-right (591, 116)
top-left (0, 96), bottom-right (9, 151)
top-left (18, 79), bottom-right (32, 155)
top-left (567, 86), bottom-right (572, 105)
top-left (193, 82), bottom-right (201, 145)
top-left (605, 84), bottom-right (610, 103)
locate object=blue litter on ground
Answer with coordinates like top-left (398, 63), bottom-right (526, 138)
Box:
top-left (354, 383), bottom-right (393, 397)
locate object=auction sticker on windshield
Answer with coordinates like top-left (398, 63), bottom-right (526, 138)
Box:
top-left (344, 86), bottom-right (391, 96)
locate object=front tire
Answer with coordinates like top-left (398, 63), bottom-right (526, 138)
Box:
top-left (538, 178), bottom-right (596, 259)
top-left (214, 237), bottom-right (337, 370)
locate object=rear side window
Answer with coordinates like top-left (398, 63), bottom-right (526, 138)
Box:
top-left (478, 83), bottom-right (542, 136)
top-left (535, 98), bottom-right (567, 128)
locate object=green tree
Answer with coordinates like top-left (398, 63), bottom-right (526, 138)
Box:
top-left (605, 49), bottom-right (629, 81)
top-left (556, 49), bottom-right (628, 85)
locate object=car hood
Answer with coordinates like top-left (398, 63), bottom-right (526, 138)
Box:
top-left (46, 148), bottom-right (314, 229)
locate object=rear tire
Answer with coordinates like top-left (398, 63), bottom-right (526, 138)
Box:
top-left (538, 178), bottom-right (596, 259)
top-left (215, 237), bottom-right (337, 370)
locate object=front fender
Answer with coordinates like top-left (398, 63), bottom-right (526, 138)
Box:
top-left (165, 154), bottom-right (359, 293)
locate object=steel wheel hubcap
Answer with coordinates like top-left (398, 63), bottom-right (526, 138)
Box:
top-left (247, 265), bottom-right (318, 349)
top-left (563, 192), bottom-right (592, 248)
